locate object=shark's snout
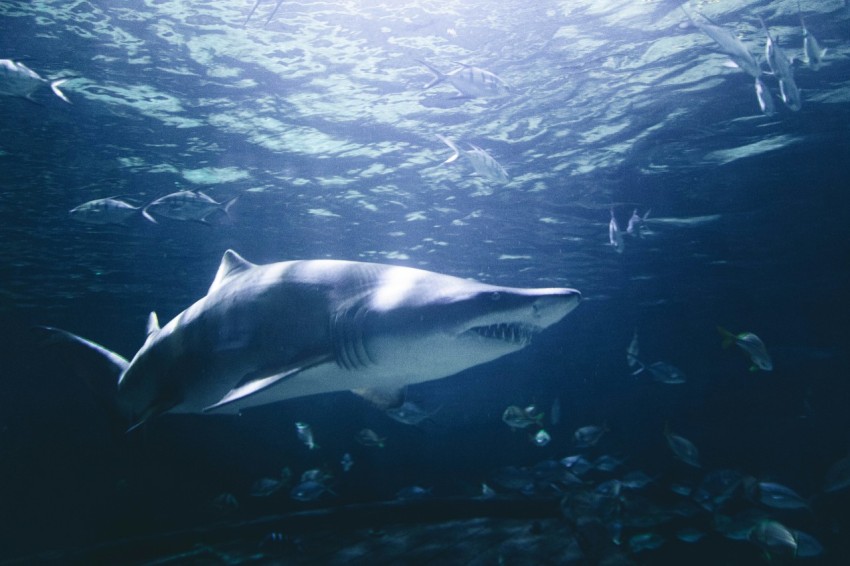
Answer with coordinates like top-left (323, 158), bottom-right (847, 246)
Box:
top-left (528, 288), bottom-right (582, 328)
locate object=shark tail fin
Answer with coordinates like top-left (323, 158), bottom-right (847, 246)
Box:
top-left (415, 59), bottom-right (446, 89)
top-left (36, 326), bottom-right (129, 425)
top-left (49, 79), bottom-right (71, 104)
top-left (223, 195), bottom-right (239, 218)
top-left (717, 326), bottom-right (736, 349)
top-left (436, 134), bottom-right (461, 164)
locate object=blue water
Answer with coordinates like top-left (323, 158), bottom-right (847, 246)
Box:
top-left (2, 0), bottom-right (850, 563)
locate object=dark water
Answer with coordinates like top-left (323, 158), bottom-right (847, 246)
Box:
top-left (2, 0), bottom-right (850, 563)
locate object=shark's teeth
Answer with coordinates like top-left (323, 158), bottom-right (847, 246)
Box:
top-left (469, 323), bottom-right (537, 345)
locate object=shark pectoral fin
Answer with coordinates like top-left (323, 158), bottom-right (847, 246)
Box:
top-left (203, 354), bottom-right (332, 413)
top-left (352, 386), bottom-right (406, 410)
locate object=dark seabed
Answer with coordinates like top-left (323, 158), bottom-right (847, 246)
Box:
top-left (2, 0), bottom-right (850, 564)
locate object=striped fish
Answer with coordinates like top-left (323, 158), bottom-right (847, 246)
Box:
top-left (0, 59), bottom-right (70, 103)
top-left (416, 60), bottom-right (510, 98)
top-left (437, 135), bottom-right (509, 184)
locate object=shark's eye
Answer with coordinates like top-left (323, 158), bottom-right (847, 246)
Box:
top-left (490, 292), bottom-right (501, 302)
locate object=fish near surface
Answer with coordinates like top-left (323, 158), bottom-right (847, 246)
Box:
top-left (0, 59), bottom-right (71, 103)
top-left (686, 13), bottom-right (762, 78)
top-left (437, 135), bottom-right (509, 184)
top-left (718, 327), bottom-right (772, 371)
top-left (760, 18), bottom-right (802, 111)
top-left (42, 250), bottom-right (580, 430)
top-left (416, 59), bottom-right (511, 98)
top-left (69, 197), bottom-right (142, 225)
top-left (798, 4), bottom-right (827, 70)
top-left (142, 190), bottom-right (238, 224)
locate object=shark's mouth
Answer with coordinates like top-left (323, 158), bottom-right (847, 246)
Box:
top-left (467, 323), bottom-right (538, 346)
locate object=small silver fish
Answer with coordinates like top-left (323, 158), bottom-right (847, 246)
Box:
top-left (295, 421), bottom-right (318, 450)
top-left (686, 12), bottom-right (761, 78)
top-left (550, 397), bottom-right (561, 426)
top-left (341, 453), bottom-right (353, 473)
top-left (626, 209), bottom-right (650, 237)
top-left (748, 481), bottom-right (809, 510)
top-left (754, 77), bottom-right (776, 116)
top-left (437, 134), bottom-right (509, 184)
top-left (531, 429), bottom-right (551, 447)
top-left (355, 428), bottom-right (386, 448)
top-left (142, 190), bottom-right (238, 224)
top-left (665, 426), bottom-right (700, 468)
top-left (628, 533), bottom-right (664, 553)
top-left (396, 485), bottom-right (432, 500)
top-left (502, 405), bottom-right (544, 430)
top-left (300, 468), bottom-right (332, 484)
top-left (627, 331), bottom-right (641, 373)
top-left (609, 209), bottom-right (624, 254)
top-left (799, 6), bottom-right (827, 70)
top-left (416, 60), bottom-right (511, 98)
top-left (0, 59), bottom-right (71, 103)
top-left (574, 423), bottom-right (608, 448)
top-left (647, 361), bottom-right (686, 384)
top-left (385, 401), bottom-right (439, 426)
top-left (748, 520), bottom-right (797, 561)
top-left (250, 477), bottom-right (283, 497)
top-left (290, 480), bottom-right (331, 502)
top-left (718, 327), bottom-right (772, 371)
top-left (760, 18), bottom-right (802, 111)
top-left (69, 197), bottom-right (141, 225)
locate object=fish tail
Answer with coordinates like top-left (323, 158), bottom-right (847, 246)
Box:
top-left (141, 205), bottom-right (158, 224)
top-left (628, 355), bottom-right (646, 376)
top-left (50, 79), bottom-right (71, 104)
top-left (717, 326), bottom-right (735, 349)
top-left (223, 195), bottom-right (239, 218)
top-left (415, 59), bottom-right (445, 89)
top-left (436, 134), bottom-right (461, 164)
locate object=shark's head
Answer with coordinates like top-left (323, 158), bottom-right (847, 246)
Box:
top-left (338, 266), bottom-right (581, 384)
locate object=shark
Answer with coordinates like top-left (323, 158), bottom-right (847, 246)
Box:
top-left (42, 250), bottom-right (581, 430)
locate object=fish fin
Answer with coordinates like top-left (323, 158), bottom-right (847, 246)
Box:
top-left (209, 249), bottom-right (255, 293)
top-left (628, 355), bottom-right (646, 376)
top-left (265, 0), bottom-right (284, 25)
top-left (141, 206), bottom-right (158, 224)
top-left (146, 312), bottom-right (160, 336)
top-left (717, 326), bottom-right (735, 349)
top-left (35, 326), bottom-right (129, 424)
top-left (436, 134), bottom-right (461, 164)
top-left (203, 355), bottom-right (332, 413)
top-left (243, 0), bottom-right (261, 25)
top-left (414, 59), bottom-right (445, 89)
top-left (50, 79), bottom-right (71, 104)
top-left (223, 195), bottom-right (239, 217)
top-left (352, 386), bottom-right (405, 410)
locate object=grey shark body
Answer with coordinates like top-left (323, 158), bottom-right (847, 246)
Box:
top-left (45, 250), bottom-right (580, 429)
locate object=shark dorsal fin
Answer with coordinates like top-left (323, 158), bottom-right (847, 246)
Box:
top-left (146, 312), bottom-right (160, 336)
top-left (209, 249), bottom-right (254, 293)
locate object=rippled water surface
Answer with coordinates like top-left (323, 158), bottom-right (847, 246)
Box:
top-left (1, 0), bottom-right (850, 563)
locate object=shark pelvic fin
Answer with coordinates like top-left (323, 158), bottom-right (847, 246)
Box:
top-left (203, 354), bottom-right (332, 413)
top-left (209, 249), bottom-right (255, 293)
